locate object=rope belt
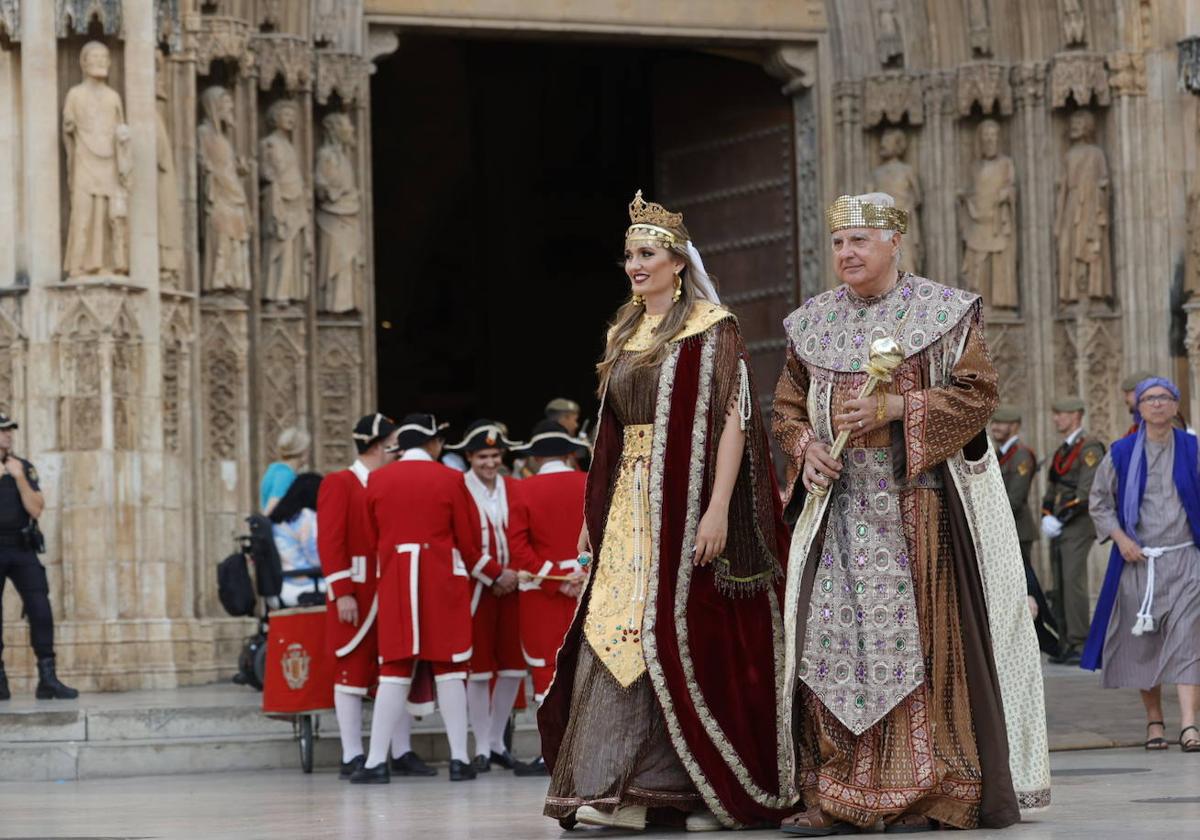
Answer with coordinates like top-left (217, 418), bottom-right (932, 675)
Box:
top-left (1132, 542), bottom-right (1193, 636)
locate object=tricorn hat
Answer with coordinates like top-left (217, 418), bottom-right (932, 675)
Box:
top-left (0, 412), bottom-right (17, 430)
top-left (445, 419), bottom-right (519, 454)
top-left (389, 413), bottom-right (449, 452)
top-left (1051, 396), bottom-right (1086, 414)
top-left (351, 412), bottom-right (399, 454)
top-left (991, 404), bottom-right (1022, 423)
top-left (511, 420), bottom-right (591, 459)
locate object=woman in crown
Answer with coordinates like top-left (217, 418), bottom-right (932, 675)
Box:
top-left (772, 193), bottom-right (1049, 834)
top-left (539, 192), bottom-right (797, 831)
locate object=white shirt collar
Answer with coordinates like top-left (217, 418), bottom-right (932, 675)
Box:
top-left (1064, 427), bottom-right (1084, 447)
top-left (400, 448), bottom-right (434, 462)
top-left (350, 459), bottom-right (370, 487)
top-left (537, 460), bottom-right (574, 475)
top-left (999, 436), bottom-right (1020, 456)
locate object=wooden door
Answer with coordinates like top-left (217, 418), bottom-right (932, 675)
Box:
top-left (652, 52), bottom-right (799, 428)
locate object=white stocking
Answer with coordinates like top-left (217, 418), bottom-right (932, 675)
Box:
top-left (466, 679), bottom-right (493, 757)
top-left (365, 682), bottom-right (409, 769)
top-left (333, 691), bottom-right (364, 763)
top-left (437, 678), bottom-right (471, 764)
top-left (391, 708), bottom-right (413, 758)
top-left (489, 675), bottom-right (522, 756)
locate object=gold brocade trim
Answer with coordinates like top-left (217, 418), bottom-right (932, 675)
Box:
top-left (623, 302), bottom-right (733, 351)
top-left (584, 425), bottom-right (654, 687)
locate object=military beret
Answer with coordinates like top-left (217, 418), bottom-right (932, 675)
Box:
top-left (992, 404), bottom-right (1022, 423)
top-left (1120, 370), bottom-right (1156, 392)
top-left (1051, 396), bottom-right (1086, 413)
top-left (545, 397), bottom-right (581, 416)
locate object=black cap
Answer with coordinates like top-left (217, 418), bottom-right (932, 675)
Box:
top-left (389, 413), bottom-right (449, 452)
top-left (352, 413), bottom-right (399, 454)
top-left (445, 419), bottom-right (519, 454)
top-left (511, 420), bottom-right (590, 459)
top-left (0, 413), bottom-right (17, 430)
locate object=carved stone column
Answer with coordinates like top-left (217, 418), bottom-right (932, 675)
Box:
top-left (919, 70), bottom-right (956, 283)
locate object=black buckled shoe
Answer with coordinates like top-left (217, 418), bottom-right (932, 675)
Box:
top-left (391, 750), bottom-right (438, 776)
top-left (471, 754), bottom-right (491, 774)
top-left (349, 762), bottom-right (390, 784)
top-left (0, 663), bottom-right (9, 701)
top-left (35, 657), bottom-right (78, 700)
top-left (489, 749), bottom-right (517, 770)
top-left (449, 759), bottom-right (478, 782)
top-left (513, 756), bottom-right (549, 777)
top-left (339, 754), bottom-right (366, 780)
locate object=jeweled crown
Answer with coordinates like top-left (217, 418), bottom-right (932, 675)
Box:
top-left (626, 190), bottom-right (686, 247)
top-left (825, 195), bottom-right (908, 234)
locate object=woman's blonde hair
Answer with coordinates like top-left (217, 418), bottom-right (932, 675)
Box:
top-left (595, 230), bottom-right (704, 396)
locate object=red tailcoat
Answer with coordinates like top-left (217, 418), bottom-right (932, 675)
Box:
top-left (366, 456), bottom-right (482, 665)
top-left (466, 476), bottom-right (525, 676)
top-left (316, 464), bottom-right (377, 661)
top-left (508, 468), bottom-right (586, 699)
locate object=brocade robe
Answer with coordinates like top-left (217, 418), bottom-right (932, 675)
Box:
top-left (773, 275), bottom-right (1050, 829)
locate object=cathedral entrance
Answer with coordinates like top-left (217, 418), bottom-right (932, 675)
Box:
top-left (370, 35), bottom-right (799, 437)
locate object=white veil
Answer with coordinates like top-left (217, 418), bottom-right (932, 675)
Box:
top-left (684, 241), bottom-right (720, 304)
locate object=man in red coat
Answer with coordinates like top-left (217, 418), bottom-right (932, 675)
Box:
top-left (507, 420), bottom-right (588, 776)
top-left (351, 413), bottom-right (484, 784)
top-left (446, 420), bottom-right (525, 774)
top-left (317, 413), bottom-right (436, 780)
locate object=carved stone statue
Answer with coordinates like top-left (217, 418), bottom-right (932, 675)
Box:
top-left (259, 100), bottom-right (309, 303)
top-left (1054, 110), bottom-right (1112, 303)
top-left (155, 53), bottom-right (184, 287)
top-left (315, 112), bottom-right (362, 313)
top-left (960, 120), bottom-right (1017, 309)
top-left (62, 41), bottom-right (132, 278)
top-left (1186, 190), bottom-right (1200, 300)
top-left (869, 127), bottom-right (922, 274)
top-left (1060, 0), bottom-right (1087, 47)
top-left (874, 0), bottom-right (903, 67)
top-left (197, 85), bottom-right (251, 292)
top-left (968, 0), bottom-right (993, 57)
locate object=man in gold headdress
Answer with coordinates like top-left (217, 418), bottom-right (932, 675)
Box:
top-left (773, 193), bottom-right (1049, 834)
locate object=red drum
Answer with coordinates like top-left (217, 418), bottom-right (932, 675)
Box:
top-left (262, 606), bottom-right (335, 715)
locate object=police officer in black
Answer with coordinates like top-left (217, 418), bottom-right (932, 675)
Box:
top-left (0, 412), bottom-right (77, 700)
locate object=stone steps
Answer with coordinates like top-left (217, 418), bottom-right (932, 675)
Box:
top-left (0, 685), bottom-right (541, 781)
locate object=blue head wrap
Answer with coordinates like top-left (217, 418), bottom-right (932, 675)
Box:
top-left (1122, 377), bottom-right (1182, 542)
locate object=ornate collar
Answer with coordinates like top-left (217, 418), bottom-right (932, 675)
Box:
top-left (622, 301), bottom-right (732, 352)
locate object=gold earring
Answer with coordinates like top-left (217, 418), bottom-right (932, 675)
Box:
top-left (672, 276), bottom-right (682, 303)
top-left (632, 294), bottom-right (645, 306)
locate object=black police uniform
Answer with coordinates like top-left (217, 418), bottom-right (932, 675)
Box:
top-left (0, 444), bottom-right (76, 699)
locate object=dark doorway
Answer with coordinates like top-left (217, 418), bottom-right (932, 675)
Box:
top-left (370, 36), bottom-right (797, 441)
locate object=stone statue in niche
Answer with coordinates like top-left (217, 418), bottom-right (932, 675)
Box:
top-left (259, 100), bottom-right (309, 303)
top-left (960, 119), bottom-right (1017, 310)
top-left (967, 0), bottom-right (993, 57)
top-left (869, 127), bottom-right (922, 275)
top-left (1054, 110), bottom-right (1112, 303)
top-left (62, 41), bottom-right (132, 278)
top-left (155, 53), bottom-right (184, 287)
top-left (315, 112), bottom-right (362, 313)
top-left (874, 0), bottom-right (903, 67)
top-left (1185, 190), bottom-right (1200, 300)
top-left (198, 85), bottom-right (252, 292)
top-left (1060, 0), bottom-right (1087, 47)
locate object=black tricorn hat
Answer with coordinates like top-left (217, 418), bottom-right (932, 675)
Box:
top-left (511, 420), bottom-right (591, 459)
top-left (388, 413), bottom-right (449, 452)
top-left (0, 412), bottom-right (17, 430)
top-left (352, 412), bottom-right (399, 454)
top-left (445, 419), bottom-right (519, 453)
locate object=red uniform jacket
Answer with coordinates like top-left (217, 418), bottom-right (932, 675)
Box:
top-left (316, 463), bottom-right (377, 657)
top-left (508, 468), bottom-right (586, 676)
top-left (366, 455), bottom-right (483, 664)
top-left (465, 475), bottom-right (521, 605)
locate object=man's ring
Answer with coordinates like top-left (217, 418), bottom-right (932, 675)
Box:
top-left (858, 419), bottom-right (864, 429)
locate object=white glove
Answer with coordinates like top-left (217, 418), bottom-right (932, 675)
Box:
top-left (1041, 514), bottom-right (1064, 539)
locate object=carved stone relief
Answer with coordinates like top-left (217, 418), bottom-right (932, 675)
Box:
top-left (868, 127), bottom-right (922, 275)
top-left (1050, 53), bottom-right (1111, 109)
top-left (960, 119), bottom-right (1017, 310)
top-left (873, 0), bottom-right (903, 68)
top-left (254, 35), bottom-right (312, 92)
top-left (259, 0), bottom-right (284, 31)
top-left (1059, 0), bottom-right (1087, 48)
top-left (986, 323), bottom-right (1028, 408)
top-left (0, 0), bottom-right (18, 40)
top-left (0, 311), bottom-right (20, 413)
top-left (1054, 320), bottom-right (1079, 398)
top-left (1077, 317), bottom-right (1120, 443)
top-left (191, 16), bottom-right (255, 77)
top-left (863, 73), bottom-right (924, 128)
top-left (1186, 190), bottom-right (1200, 300)
top-left (315, 113), bottom-right (361, 313)
top-left (967, 0), bottom-right (992, 58)
top-left (201, 315), bottom-right (242, 461)
top-left (56, 0), bottom-right (122, 38)
top-left (55, 302), bottom-right (103, 451)
top-left (156, 53), bottom-right (185, 288)
top-left (198, 86), bottom-right (252, 293)
top-left (957, 63), bottom-right (1013, 117)
top-left (316, 326), bottom-right (362, 471)
top-left (156, 0), bottom-right (181, 51)
top-left (833, 81), bottom-right (862, 129)
top-left (1054, 110), bottom-right (1113, 303)
top-left (111, 302), bottom-right (141, 452)
top-left (315, 53), bottom-right (369, 105)
top-left (1107, 52), bottom-right (1147, 98)
top-left (1011, 62), bottom-right (1048, 108)
top-left (260, 100), bottom-right (309, 303)
top-left (260, 319), bottom-right (306, 463)
top-left (1181, 37), bottom-right (1200, 95)
top-left (161, 307), bottom-right (192, 456)
top-left (63, 42), bottom-right (132, 279)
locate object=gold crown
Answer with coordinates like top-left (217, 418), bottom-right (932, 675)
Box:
top-left (825, 195), bottom-right (908, 234)
top-left (626, 190), bottom-right (686, 247)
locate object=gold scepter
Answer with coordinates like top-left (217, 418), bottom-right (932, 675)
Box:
top-left (516, 569), bottom-right (583, 584)
top-left (809, 336), bottom-right (905, 499)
